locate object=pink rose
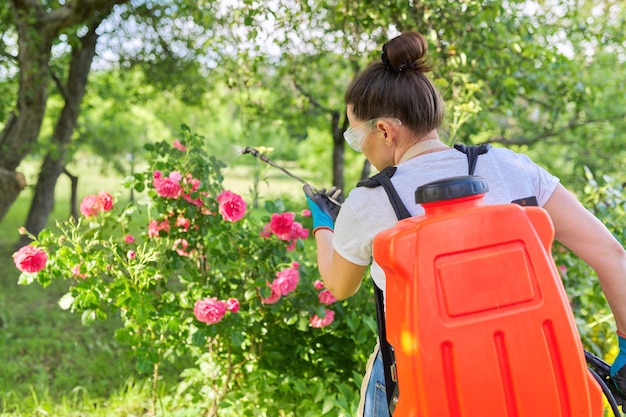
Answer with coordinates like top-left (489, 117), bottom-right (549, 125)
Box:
top-left (127, 250), bottom-right (136, 260)
top-left (260, 223), bottom-right (272, 238)
top-left (290, 222), bottom-right (309, 240)
top-left (269, 212), bottom-right (294, 236)
top-left (260, 285), bottom-right (281, 304)
top-left (71, 264), bottom-right (86, 279)
top-left (124, 234), bottom-right (135, 244)
top-left (13, 245), bottom-right (48, 273)
top-left (184, 175), bottom-right (200, 192)
top-left (264, 214), bottom-right (309, 250)
top-left (194, 297), bottom-right (227, 325)
top-left (313, 280), bottom-right (325, 290)
top-left (310, 309), bottom-right (335, 328)
top-left (182, 176), bottom-right (203, 206)
top-left (182, 194), bottom-right (203, 206)
top-left (216, 190), bottom-right (246, 222)
top-left (173, 238), bottom-right (191, 257)
top-left (301, 209), bottom-right (311, 217)
top-left (79, 192), bottom-right (114, 217)
top-left (79, 195), bottom-right (99, 217)
top-left (318, 289), bottom-right (337, 305)
top-left (153, 172), bottom-right (182, 198)
top-left (226, 298), bottom-right (240, 313)
top-left (148, 220), bottom-right (159, 237)
top-left (148, 219), bottom-right (170, 238)
top-left (97, 191), bottom-right (114, 212)
top-left (271, 266), bottom-right (299, 296)
top-left (172, 139), bottom-right (186, 151)
top-left (175, 215), bottom-right (190, 230)
top-left (261, 215), bottom-right (308, 250)
top-left (169, 171), bottom-right (182, 182)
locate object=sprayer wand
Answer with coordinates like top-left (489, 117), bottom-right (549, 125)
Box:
top-left (241, 146), bottom-right (342, 206)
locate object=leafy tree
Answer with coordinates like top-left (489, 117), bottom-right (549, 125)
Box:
top-left (0, 0), bottom-right (132, 245)
top-left (463, 1), bottom-right (626, 188)
top-left (212, 0), bottom-right (625, 193)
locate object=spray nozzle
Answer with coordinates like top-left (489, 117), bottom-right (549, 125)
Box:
top-left (241, 146), bottom-right (342, 206)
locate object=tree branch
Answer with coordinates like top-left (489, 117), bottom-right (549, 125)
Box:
top-left (486, 113), bottom-right (626, 146)
top-left (41, 0), bottom-right (129, 35)
top-left (289, 79), bottom-right (334, 114)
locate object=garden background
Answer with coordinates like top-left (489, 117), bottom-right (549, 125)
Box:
top-left (1, 1), bottom-right (625, 416)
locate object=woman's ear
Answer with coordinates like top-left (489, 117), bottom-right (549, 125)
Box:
top-left (377, 119), bottom-right (401, 147)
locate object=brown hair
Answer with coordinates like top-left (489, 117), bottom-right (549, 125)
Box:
top-left (344, 31), bottom-right (444, 137)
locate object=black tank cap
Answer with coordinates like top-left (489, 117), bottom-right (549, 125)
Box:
top-left (415, 176), bottom-right (489, 204)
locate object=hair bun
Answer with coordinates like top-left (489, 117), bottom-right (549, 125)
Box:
top-left (381, 31), bottom-right (432, 73)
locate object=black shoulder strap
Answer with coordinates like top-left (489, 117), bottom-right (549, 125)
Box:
top-left (356, 143), bottom-right (490, 414)
top-left (356, 166), bottom-right (403, 410)
top-left (357, 144), bottom-right (491, 215)
top-left (357, 166), bottom-right (411, 220)
top-left (454, 143), bottom-right (491, 175)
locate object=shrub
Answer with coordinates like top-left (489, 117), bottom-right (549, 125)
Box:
top-left (15, 125), bottom-right (374, 416)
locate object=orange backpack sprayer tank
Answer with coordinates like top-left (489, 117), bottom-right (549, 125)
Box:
top-left (373, 176), bottom-right (603, 417)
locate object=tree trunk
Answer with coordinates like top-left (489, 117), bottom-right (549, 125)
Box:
top-left (0, 0), bottom-right (129, 226)
top-left (0, 3), bottom-right (56, 222)
top-left (331, 110), bottom-right (349, 191)
top-left (19, 23), bottom-right (99, 247)
top-left (360, 159), bottom-right (372, 180)
top-left (64, 168), bottom-right (79, 220)
top-left (0, 166), bottom-right (27, 215)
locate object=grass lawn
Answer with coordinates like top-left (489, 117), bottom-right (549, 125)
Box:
top-left (0, 159), bottom-right (155, 416)
top-left (0, 155), bottom-right (311, 416)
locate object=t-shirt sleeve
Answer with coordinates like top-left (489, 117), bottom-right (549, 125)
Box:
top-left (515, 152), bottom-right (560, 206)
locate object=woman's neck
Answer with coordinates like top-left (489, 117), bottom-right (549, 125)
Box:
top-left (396, 138), bottom-right (448, 164)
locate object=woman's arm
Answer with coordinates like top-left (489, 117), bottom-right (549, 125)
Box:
top-left (313, 229), bottom-right (367, 300)
top-left (543, 183), bottom-right (626, 333)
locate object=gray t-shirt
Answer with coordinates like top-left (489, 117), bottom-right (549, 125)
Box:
top-left (333, 147), bottom-right (560, 298)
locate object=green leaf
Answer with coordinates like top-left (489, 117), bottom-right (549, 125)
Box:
top-left (136, 356), bottom-right (154, 374)
top-left (37, 272), bottom-right (52, 288)
top-left (283, 313), bottom-right (297, 325)
top-left (292, 379), bottom-right (307, 394)
top-left (321, 398), bottom-right (335, 415)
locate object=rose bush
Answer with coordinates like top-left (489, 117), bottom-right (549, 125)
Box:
top-left (14, 126), bottom-right (375, 416)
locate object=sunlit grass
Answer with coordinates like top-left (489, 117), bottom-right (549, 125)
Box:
top-left (0, 378), bottom-right (154, 417)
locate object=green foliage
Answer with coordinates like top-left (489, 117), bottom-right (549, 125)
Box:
top-left (15, 126), bottom-right (376, 415)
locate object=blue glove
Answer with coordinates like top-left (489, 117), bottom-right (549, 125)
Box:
top-left (303, 184), bottom-right (343, 232)
top-left (610, 333), bottom-right (626, 394)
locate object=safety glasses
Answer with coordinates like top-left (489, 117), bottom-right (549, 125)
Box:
top-left (343, 119), bottom-right (377, 152)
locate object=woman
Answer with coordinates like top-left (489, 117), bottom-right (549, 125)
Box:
top-left (305, 31), bottom-right (626, 416)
